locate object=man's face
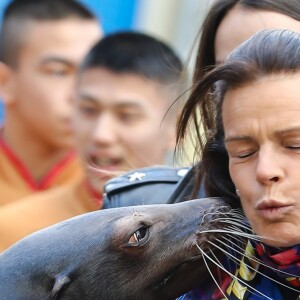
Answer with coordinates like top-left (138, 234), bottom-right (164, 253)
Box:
top-left (73, 68), bottom-right (176, 193)
top-left (9, 19), bottom-right (101, 149)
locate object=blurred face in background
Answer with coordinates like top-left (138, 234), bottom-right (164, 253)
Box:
top-left (73, 67), bottom-right (176, 193)
top-left (5, 19), bottom-right (101, 149)
top-left (215, 5), bottom-right (300, 63)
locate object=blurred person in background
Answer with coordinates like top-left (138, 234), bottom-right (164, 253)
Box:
top-left (0, 0), bottom-right (102, 205)
top-left (100, 0), bottom-right (300, 211)
top-left (0, 31), bottom-right (184, 251)
top-left (194, 0), bottom-right (300, 81)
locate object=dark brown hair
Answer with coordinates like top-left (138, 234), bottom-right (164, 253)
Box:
top-left (194, 0), bottom-right (300, 82)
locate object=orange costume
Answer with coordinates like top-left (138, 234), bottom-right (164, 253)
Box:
top-left (0, 179), bottom-right (102, 251)
top-left (0, 137), bottom-right (83, 205)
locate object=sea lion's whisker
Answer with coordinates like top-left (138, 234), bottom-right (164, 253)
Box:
top-left (207, 243), bottom-right (266, 300)
top-left (225, 226), bottom-right (260, 243)
top-left (226, 228), bottom-right (287, 244)
top-left (217, 227), bottom-right (249, 250)
top-left (225, 223), bottom-right (251, 231)
top-left (200, 208), bottom-right (240, 224)
top-left (199, 229), bottom-right (262, 241)
top-left (214, 210), bottom-right (246, 221)
top-left (211, 217), bottom-right (249, 228)
top-left (225, 227), bottom-right (253, 240)
top-left (209, 239), bottom-right (252, 268)
top-left (215, 214), bottom-right (248, 221)
top-left (224, 231), bottom-right (262, 242)
top-left (208, 248), bottom-right (268, 300)
top-left (224, 215), bottom-right (247, 223)
top-left (201, 210), bottom-right (244, 221)
top-left (209, 247), bottom-right (240, 274)
top-left (208, 239), bottom-right (299, 292)
top-left (213, 210), bottom-right (246, 220)
top-left (219, 233), bottom-right (248, 254)
top-left (197, 245), bottom-right (229, 299)
top-left (221, 235), bottom-right (250, 253)
top-left (208, 247), bottom-right (276, 300)
top-left (196, 244), bottom-right (273, 299)
top-left (220, 231), bottom-right (245, 244)
top-left (217, 219), bottom-right (252, 232)
top-left (222, 231), bottom-right (261, 247)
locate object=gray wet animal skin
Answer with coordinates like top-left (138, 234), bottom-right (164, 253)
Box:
top-left (0, 198), bottom-right (232, 300)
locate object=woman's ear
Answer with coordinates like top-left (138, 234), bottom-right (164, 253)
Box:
top-left (0, 62), bottom-right (16, 106)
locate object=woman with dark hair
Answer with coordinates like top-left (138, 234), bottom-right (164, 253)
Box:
top-left (195, 0), bottom-right (300, 77)
top-left (177, 28), bottom-right (300, 300)
top-left (185, 0), bottom-right (300, 197)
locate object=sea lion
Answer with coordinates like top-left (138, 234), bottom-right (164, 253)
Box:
top-left (0, 197), bottom-right (242, 300)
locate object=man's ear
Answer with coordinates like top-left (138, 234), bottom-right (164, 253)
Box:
top-left (165, 121), bottom-right (177, 151)
top-left (0, 62), bottom-right (16, 106)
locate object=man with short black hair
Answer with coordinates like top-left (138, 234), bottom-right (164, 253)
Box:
top-left (0, 0), bottom-right (102, 204)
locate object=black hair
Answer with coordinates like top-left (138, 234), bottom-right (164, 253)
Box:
top-left (81, 31), bottom-right (183, 86)
top-left (177, 29), bottom-right (300, 202)
top-left (0, 0), bottom-right (96, 66)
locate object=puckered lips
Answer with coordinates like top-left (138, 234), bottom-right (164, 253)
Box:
top-left (256, 199), bottom-right (293, 220)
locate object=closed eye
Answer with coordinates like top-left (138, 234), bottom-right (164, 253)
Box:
top-left (225, 139), bottom-right (257, 160)
top-left (236, 151), bottom-right (255, 158)
top-left (285, 145), bottom-right (300, 150)
top-left (227, 149), bottom-right (256, 159)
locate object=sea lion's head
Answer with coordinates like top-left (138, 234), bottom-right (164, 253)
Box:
top-left (0, 197), bottom-right (244, 300)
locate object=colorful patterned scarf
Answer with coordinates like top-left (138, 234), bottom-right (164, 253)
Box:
top-left (179, 241), bottom-right (300, 300)
top-left (224, 241), bottom-right (300, 299)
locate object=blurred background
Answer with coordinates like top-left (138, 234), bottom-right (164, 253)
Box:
top-left (0, 0), bottom-right (212, 123)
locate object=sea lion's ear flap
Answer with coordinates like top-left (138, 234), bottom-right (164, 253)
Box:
top-left (51, 274), bottom-right (71, 299)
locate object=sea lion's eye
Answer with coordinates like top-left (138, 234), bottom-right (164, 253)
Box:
top-left (128, 226), bottom-right (149, 246)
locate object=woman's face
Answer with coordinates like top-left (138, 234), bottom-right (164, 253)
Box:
top-left (215, 6), bottom-right (300, 63)
top-left (223, 74), bottom-right (300, 247)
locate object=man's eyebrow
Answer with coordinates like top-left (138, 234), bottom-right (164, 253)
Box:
top-left (39, 56), bottom-right (74, 67)
top-left (78, 93), bottom-right (98, 104)
top-left (114, 101), bottom-right (144, 110)
top-left (78, 93), bottom-right (144, 110)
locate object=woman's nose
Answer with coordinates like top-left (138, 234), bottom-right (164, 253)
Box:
top-left (255, 146), bottom-right (283, 185)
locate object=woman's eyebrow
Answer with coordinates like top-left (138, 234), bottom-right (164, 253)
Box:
top-left (225, 127), bottom-right (300, 144)
top-left (275, 127), bottom-right (300, 136)
top-left (224, 135), bottom-right (253, 143)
